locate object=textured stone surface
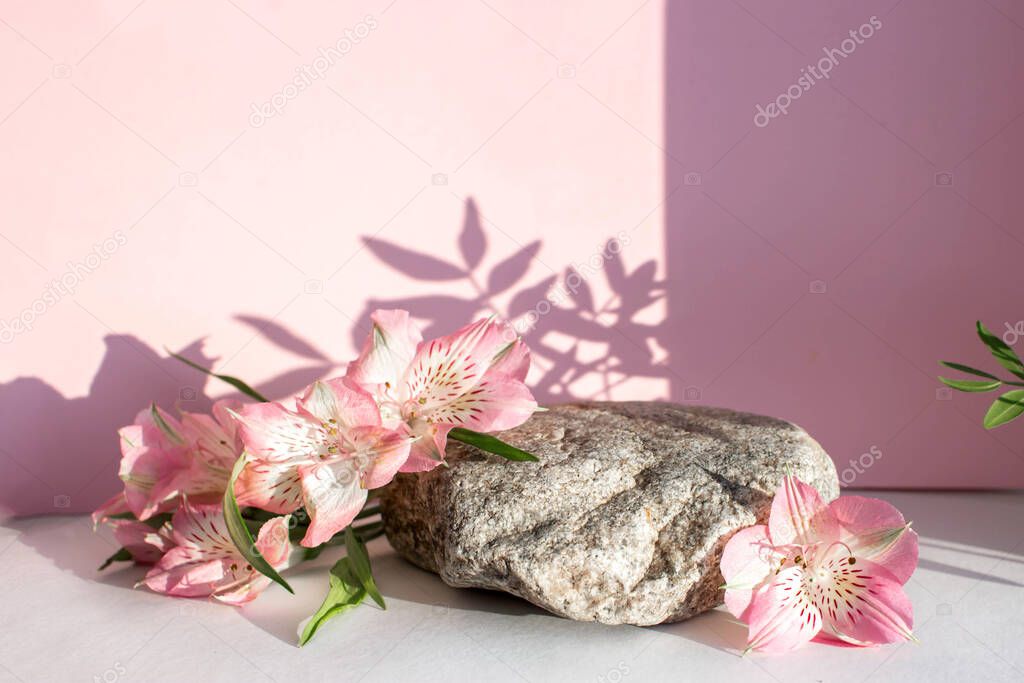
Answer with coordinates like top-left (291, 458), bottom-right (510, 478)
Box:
top-left (380, 402), bottom-right (839, 625)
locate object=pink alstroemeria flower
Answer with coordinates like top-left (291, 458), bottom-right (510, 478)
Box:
top-left (720, 476), bottom-right (918, 653)
top-left (114, 401), bottom-right (242, 521)
top-left (105, 518), bottom-right (174, 564)
top-left (117, 406), bottom-right (192, 520)
top-left (178, 399), bottom-right (244, 498)
top-left (91, 491), bottom-right (133, 527)
top-left (142, 500), bottom-right (291, 605)
top-left (346, 310), bottom-right (536, 471)
top-left (233, 378), bottom-right (411, 548)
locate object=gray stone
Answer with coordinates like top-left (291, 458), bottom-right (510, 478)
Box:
top-left (380, 402), bottom-right (839, 625)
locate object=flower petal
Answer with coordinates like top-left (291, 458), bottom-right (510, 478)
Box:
top-left (720, 525), bottom-right (777, 619)
top-left (142, 501), bottom-right (240, 597)
top-left (168, 501), bottom-right (239, 558)
top-left (143, 554), bottom-right (234, 598)
top-left (829, 495), bottom-right (918, 584)
top-left (744, 566), bottom-right (823, 653)
top-left (212, 399), bottom-right (243, 441)
top-left (235, 402), bottom-right (324, 464)
top-left (118, 414), bottom-right (191, 520)
top-left (211, 574), bottom-right (274, 605)
top-left (349, 426), bottom-right (412, 489)
top-left (298, 377), bottom-right (381, 429)
top-left (399, 423), bottom-right (452, 473)
top-left (91, 492), bottom-right (131, 527)
top-left (141, 500), bottom-right (286, 603)
top-left (424, 372), bottom-right (537, 432)
top-left (768, 475), bottom-right (839, 547)
top-left (346, 309), bottom-right (422, 391)
top-left (404, 317), bottom-right (511, 411)
top-left (180, 410), bottom-right (238, 472)
top-left (816, 556), bottom-right (915, 646)
top-left (234, 460), bottom-right (304, 514)
top-left (253, 515), bottom-right (293, 569)
top-left (488, 334), bottom-right (531, 382)
top-left (109, 519), bottom-right (173, 564)
top-left (177, 411), bottom-right (237, 500)
top-left (299, 463), bottom-right (367, 547)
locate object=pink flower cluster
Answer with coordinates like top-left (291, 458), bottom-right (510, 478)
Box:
top-left (93, 310), bottom-right (535, 604)
top-left (721, 476), bottom-right (919, 653)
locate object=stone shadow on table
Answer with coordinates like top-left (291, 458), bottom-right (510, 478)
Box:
top-left (363, 545), bottom-right (746, 655)
top-left (344, 545), bottom-right (551, 619)
top-left (236, 541), bottom-right (745, 652)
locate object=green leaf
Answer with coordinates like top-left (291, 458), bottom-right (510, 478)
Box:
top-left (938, 361), bottom-right (1000, 381)
top-left (166, 349), bottom-right (269, 402)
top-left (983, 390), bottom-right (1024, 429)
top-left (298, 557), bottom-right (366, 646)
top-left (976, 322), bottom-right (1024, 380)
top-left (222, 455), bottom-right (293, 594)
top-left (344, 528), bottom-right (385, 609)
top-left (98, 547), bottom-right (133, 571)
top-left (938, 377), bottom-right (1002, 392)
top-left (448, 427), bottom-right (539, 462)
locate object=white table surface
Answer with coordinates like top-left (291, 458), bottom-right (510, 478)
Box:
top-left (1, 491), bottom-right (1022, 683)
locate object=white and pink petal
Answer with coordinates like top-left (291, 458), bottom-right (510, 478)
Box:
top-left (346, 309), bottom-right (422, 391)
top-left (235, 402), bottom-right (324, 463)
top-left (234, 460), bottom-right (304, 514)
top-left (422, 371), bottom-right (536, 432)
top-left (298, 463), bottom-right (368, 548)
top-left (117, 414), bottom-right (192, 520)
top-left (720, 524), bottom-right (778, 619)
top-left (91, 492), bottom-right (131, 527)
top-left (768, 475), bottom-right (840, 547)
top-left (252, 515), bottom-right (293, 569)
top-left (142, 554), bottom-right (235, 598)
top-left (743, 567), bottom-right (823, 653)
top-left (399, 423), bottom-right (452, 473)
top-left (168, 501), bottom-right (240, 559)
top-left (109, 519), bottom-right (173, 564)
top-left (298, 378), bottom-right (381, 429)
top-left (403, 317), bottom-right (506, 412)
top-left (814, 556), bottom-right (915, 646)
top-left (348, 426), bottom-right (412, 489)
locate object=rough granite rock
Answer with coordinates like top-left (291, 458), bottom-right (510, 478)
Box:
top-left (380, 402), bottom-right (839, 625)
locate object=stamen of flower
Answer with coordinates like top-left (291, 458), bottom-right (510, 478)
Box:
top-left (825, 540), bottom-right (857, 561)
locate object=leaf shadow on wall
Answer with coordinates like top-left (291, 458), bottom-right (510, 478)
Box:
top-left (353, 197), bottom-right (674, 405)
top-left (0, 329), bottom-right (335, 518)
top-left (0, 195), bottom-right (671, 515)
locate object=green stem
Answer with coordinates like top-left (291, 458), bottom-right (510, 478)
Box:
top-left (358, 528), bottom-right (385, 543)
top-left (355, 505), bottom-right (381, 520)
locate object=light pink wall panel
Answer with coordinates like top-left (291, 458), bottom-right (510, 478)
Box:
top-left (1, 0), bottom-right (1022, 516)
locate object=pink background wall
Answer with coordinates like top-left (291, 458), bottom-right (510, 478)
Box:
top-left (1, 0), bottom-right (1023, 516)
